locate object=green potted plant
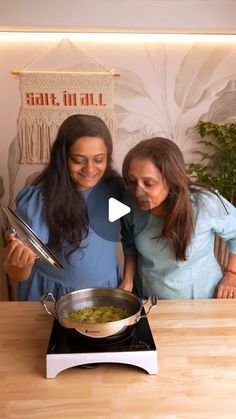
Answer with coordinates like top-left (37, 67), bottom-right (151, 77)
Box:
top-left (187, 121), bottom-right (236, 266)
top-left (187, 121), bottom-right (236, 204)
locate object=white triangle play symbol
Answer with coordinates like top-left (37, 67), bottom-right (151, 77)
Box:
top-left (108, 198), bottom-right (131, 222)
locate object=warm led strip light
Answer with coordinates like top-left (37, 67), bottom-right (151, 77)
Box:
top-left (1, 32), bottom-right (236, 43)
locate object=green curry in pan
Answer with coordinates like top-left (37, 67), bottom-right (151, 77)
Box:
top-left (68, 305), bottom-right (129, 323)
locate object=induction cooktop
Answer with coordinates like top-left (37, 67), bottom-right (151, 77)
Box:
top-left (46, 315), bottom-right (158, 378)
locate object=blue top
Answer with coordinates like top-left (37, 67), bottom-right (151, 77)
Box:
top-left (122, 189), bottom-right (236, 299)
top-left (16, 179), bottom-right (122, 300)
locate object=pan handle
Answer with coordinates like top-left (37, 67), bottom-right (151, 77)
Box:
top-left (139, 296), bottom-right (157, 319)
top-left (40, 292), bottom-right (57, 317)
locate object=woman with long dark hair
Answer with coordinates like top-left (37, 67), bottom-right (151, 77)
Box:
top-left (3, 114), bottom-right (123, 300)
top-left (120, 137), bottom-right (236, 299)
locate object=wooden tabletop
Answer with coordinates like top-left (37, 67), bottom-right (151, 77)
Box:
top-left (1, 300), bottom-right (236, 418)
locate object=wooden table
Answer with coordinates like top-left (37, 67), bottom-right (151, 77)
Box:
top-left (1, 300), bottom-right (236, 418)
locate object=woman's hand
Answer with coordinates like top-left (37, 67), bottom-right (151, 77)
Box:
top-left (3, 233), bottom-right (36, 281)
top-left (120, 254), bottom-right (136, 293)
top-left (119, 278), bottom-right (133, 293)
top-left (216, 272), bottom-right (236, 299)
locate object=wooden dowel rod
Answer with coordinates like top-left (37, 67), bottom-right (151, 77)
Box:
top-left (11, 70), bottom-right (120, 76)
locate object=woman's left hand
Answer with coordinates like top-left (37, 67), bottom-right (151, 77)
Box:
top-left (119, 279), bottom-right (133, 293)
top-left (216, 273), bottom-right (236, 299)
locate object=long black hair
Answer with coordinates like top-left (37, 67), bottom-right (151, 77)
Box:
top-left (33, 114), bottom-right (116, 255)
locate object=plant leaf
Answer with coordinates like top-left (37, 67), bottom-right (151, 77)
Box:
top-left (24, 171), bottom-right (42, 187)
top-left (114, 104), bottom-right (130, 114)
top-left (174, 44), bottom-right (232, 112)
top-left (114, 68), bottom-right (149, 99)
top-left (145, 41), bottom-right (167, 94)
top-left (194, 73), bottom-right (236, 106)
top-left (199, 80), bottom-right (236, 123)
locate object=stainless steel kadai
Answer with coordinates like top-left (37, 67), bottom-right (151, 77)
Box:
top-left (41, 287), bottom-right (157, 338)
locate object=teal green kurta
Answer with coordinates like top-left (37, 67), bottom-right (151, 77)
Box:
top-left (122, 190), bottom-right (236, 299)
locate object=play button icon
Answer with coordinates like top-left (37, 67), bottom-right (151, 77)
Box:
top-left (108, 198), bottom-right (130, 222)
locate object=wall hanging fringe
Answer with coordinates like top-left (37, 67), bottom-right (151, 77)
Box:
top-left (17, 70), bottom-right (115, 163)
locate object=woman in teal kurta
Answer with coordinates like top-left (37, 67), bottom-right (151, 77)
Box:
top-left (3, 114), bottom-right (123, 300)
top-left (120, 137), bottom-right (236, 300)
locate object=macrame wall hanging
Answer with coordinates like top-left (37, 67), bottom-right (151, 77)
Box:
top-left (12, 41), bottom-right (118, 164)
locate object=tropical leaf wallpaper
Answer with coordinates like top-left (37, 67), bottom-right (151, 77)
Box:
top-left (1, 37), bottom-right (236, 299)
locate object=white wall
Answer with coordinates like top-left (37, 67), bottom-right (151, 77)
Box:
top-left (0, 0), bottom-right (236, 33)
top-left (1, 1), bottom-right (236, 300)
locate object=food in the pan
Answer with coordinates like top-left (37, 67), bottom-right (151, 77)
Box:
top-left (68, 305), bottom-right (129, 323)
